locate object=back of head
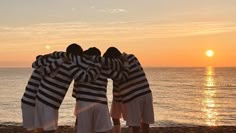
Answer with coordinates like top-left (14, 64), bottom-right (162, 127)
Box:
top-left (83, 47), bottom-right (101, 56)
top-left (103, 47), bottom-right (121, 58)
top-left (66, 43), bottom-right (83, 56)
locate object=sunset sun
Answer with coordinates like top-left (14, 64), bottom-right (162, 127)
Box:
top-left (206, 50), bottom-right (214, 57)
top-left (45, 45), bottom-right (51, 50)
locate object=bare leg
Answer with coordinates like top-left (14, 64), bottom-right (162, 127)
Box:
top-left (112, 118), bottom-right (121, 133)
top-left (128, 126), bottom-right (140, 133)
top-left (74, 117), bottom-right (78, 133)
top-left (140, 122), bottom-right (149, 133)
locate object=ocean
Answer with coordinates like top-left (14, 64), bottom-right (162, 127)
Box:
top-left (0, 67), bottom-right (235, 127)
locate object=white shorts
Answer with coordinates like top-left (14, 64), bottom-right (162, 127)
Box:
top-left (75, 101), bottom-right (112, 133)
top-left (124, 93), bottom-right (154, 126)
top-left (21, 103), bottom-right (36, 130)
top-left (35, 99), bottom-right (59, 131)
top-left (110, 101), bottom-right (127, 120)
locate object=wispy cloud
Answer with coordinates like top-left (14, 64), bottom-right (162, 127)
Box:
top-left (87, 5), bottom-right (127, 14)
top-left (99, 8), bottom-right (127, 14)
top-left (0, 21), bottom-right (236, 46)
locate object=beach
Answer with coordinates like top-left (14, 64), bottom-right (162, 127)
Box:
top-left (0, 125), bottom-right (236, 133)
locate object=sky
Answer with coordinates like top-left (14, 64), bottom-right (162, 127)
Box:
top-left (0, 0), bottom-right (236, 67)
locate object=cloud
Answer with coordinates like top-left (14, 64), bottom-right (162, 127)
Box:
top-left (99, 8), bottom-right (127, 14)
top-left (0, 21), bottom-right (236, 45)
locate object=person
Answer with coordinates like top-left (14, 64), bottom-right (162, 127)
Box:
top-left (102, 47), bottom-right (127, 133)
top-left (73, 47), bottom-right (129, 133)
top-left (21, 53), bottom-right (68, 133)
top-left (110, 50), bottom-right (154, 133)
top-left (34, 44), bottom-right (101, 132)
top-left (21, 55), bottom-right (45, 133)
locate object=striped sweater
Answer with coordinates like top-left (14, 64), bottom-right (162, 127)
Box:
top-left (35, 53), bottom-right (102, 109)
top-left (22, 51), bottom-right (123, 108)
top-left (21, 55), bottom-right (64, 107)
top-left (36, 61), bottom-right (101, 109)
top-left (32, 51), bottom-right (66, 69)
top-left (21, 68), bottom-right (43, 106)
top-left (113, 54), bottom-right (152, 103)
top-left (21, 52), bottom-right (100, 108)
top-left (72, 57), bottom-right (129, 105)
top-left (32, 52), bottom-right (123, 72)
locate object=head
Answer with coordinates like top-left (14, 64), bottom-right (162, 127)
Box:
top-left (83, 47), bottom-right (101, 57)
top-left (103, 47), bottom-right (121, 58)
top-left (66, 43), bottom-right (83, 56)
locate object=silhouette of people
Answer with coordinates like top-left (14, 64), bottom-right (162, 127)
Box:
top-left (22, 45), bottom-right (154, 133)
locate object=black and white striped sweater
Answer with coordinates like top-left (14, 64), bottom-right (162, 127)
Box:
top-left (22, 51), bottom-right (124, 108)
top-left (113, 54), bottom-right (151, 103)
top-left (21, 68), bottom-right (42, 106)
top-left (21, 52), bottom-right (101, 109)
top-left (21, 55), bottom-right (65, 107)
top-left (72, 58), bottom-right (129, 105)
top-left (36, 61), bottom-right (101, 109)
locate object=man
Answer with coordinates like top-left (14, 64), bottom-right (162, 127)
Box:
top-left (73, 47), bottom-right (129, 133)
top-left (110, 48), bottom-right (154, 133)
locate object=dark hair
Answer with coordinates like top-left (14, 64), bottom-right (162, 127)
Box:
top-left (66, 43), bottom-right (83, 56)
top-left (83, 47), bottom-right (101, 56)
top-left (103, 47), bottom-right (121, 58)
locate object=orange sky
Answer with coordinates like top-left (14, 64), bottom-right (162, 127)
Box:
top-left (0, 0), bottom-right (236, 67)
top-left (0, 29), bottom-right (235, 67)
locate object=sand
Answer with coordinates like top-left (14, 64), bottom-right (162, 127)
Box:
top-left (0, 125), bottom-right (236, 133)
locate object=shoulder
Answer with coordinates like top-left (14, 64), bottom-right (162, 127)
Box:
top-left (127, 54), bottom-right (137, 61)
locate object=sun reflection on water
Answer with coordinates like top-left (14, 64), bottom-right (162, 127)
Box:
top-left (202, 66), bottom-right (218, 126)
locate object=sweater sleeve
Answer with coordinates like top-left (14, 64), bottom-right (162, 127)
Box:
top-left (132, 55), bottom-right (143, 70)
top-left (32, 55), bottom-right (49, 68)
top-left (71, 62), bottom-right (102, 82)
top-left (42, 58), bottom-right (65, 75)
top-left (107, 60), bottom-right (129, 82)
top-left (32, 51), bottom-right (66, 68)
top-left (100, 57), bottom-right (123, 71)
